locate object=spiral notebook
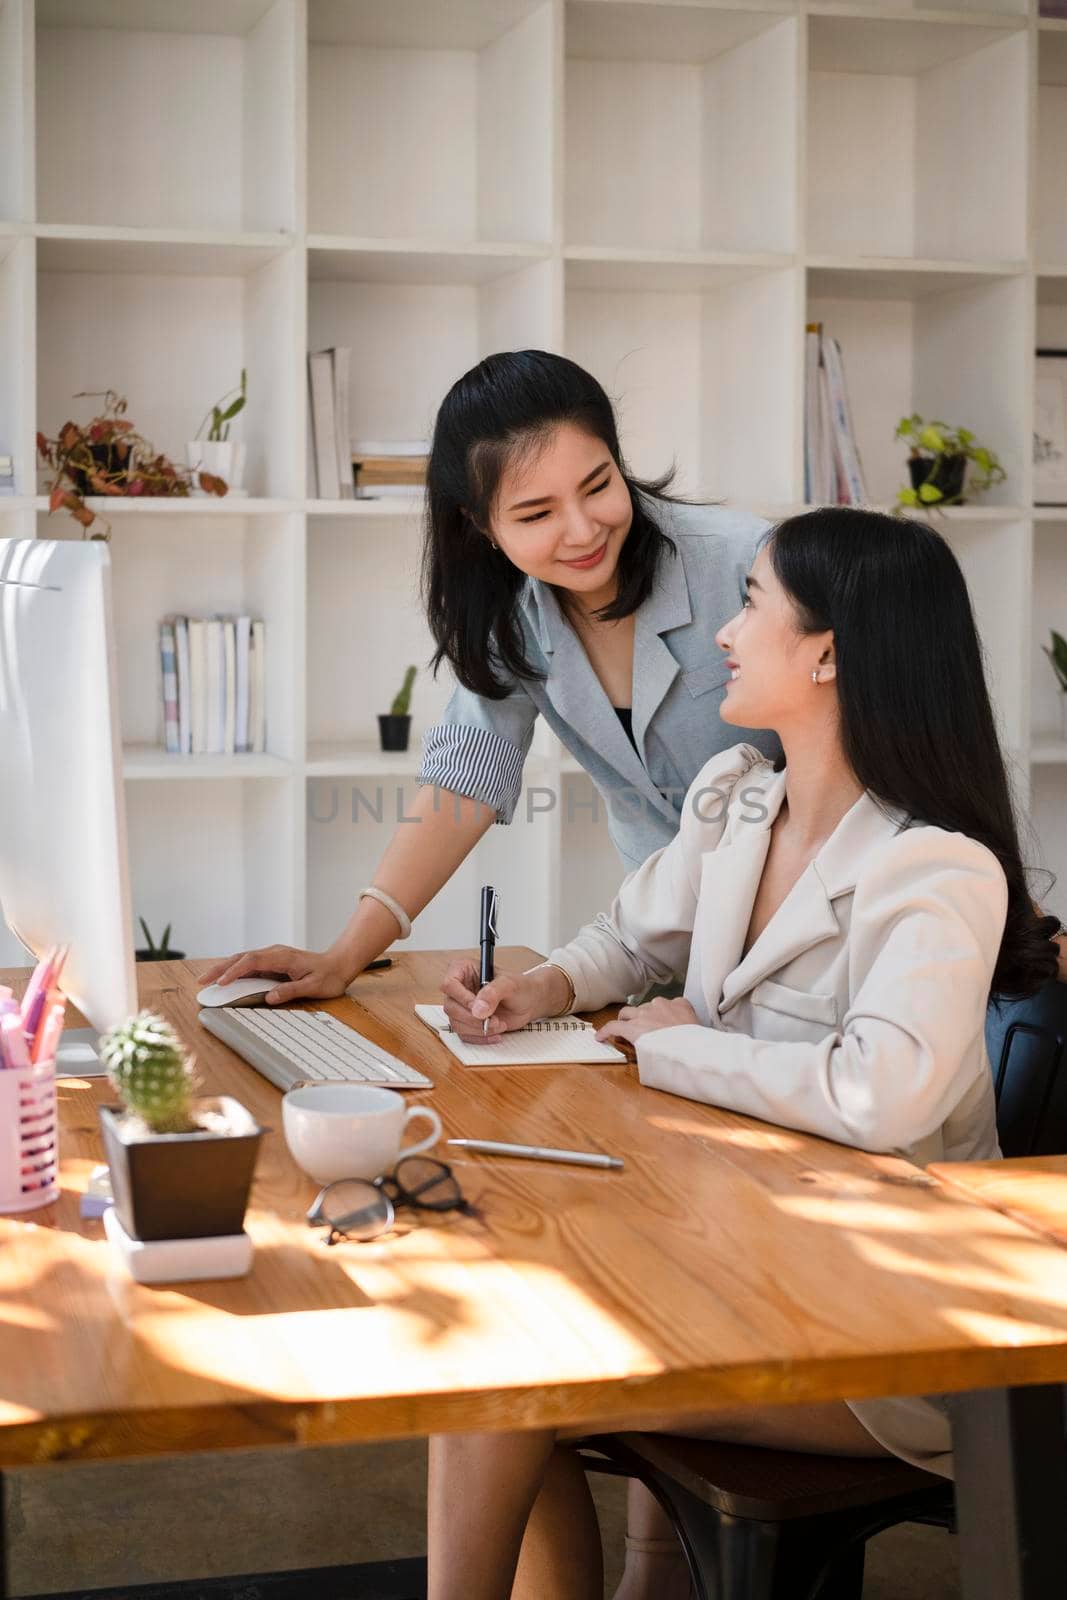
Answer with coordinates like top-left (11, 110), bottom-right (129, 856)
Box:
top-left (413, 1004), bottom-right (627, 1067)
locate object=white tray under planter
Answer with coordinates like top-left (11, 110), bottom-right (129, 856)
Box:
top-left (98, 1094), bottom-right (263, 1245)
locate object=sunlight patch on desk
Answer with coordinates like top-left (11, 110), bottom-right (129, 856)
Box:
top-left (130, 1254), bottom-right (662, 1403)
top-left (647, 1113), bottom-right (803, 1152)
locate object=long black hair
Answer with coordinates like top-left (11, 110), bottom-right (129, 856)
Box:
top-left (422, 350), bottom-right (685, 699)
top-left (769, 507), bottom-right (1059, 998)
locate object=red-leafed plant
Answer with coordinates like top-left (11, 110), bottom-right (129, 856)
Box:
top-left (37, 391), bottom-right (228, 539)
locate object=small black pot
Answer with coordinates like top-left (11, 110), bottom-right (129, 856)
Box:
top-left (908, 452), bottom-right (967, 504)
top-left (99, 1096), bottom-right (263, 1242)
top-left (135, 949), bottom-right (186, 963)
top-left (68, 441), bottom-right (132, 496)
top-left (378, 713), bottom-right (412, 752)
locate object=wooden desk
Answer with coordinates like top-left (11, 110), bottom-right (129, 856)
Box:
top-left (930, 1155), bottom-right (1067, 1252)
top-left (3, 952), bottom-right (1067, 1599)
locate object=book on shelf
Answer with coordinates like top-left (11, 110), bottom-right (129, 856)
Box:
top-left (158, 613), bottom-right (265, 757)
top-left (803, 324), bottom-right (867, 508)
top-left (159, 621), bottom-right (180, 755)
top-left (307, 347), bottom-right (354, 498)
top-left (352, 439), bottom-right (429, 499)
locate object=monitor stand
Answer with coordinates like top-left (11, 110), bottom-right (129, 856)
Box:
top-left (56, 1028), bottom-right (108, 1077)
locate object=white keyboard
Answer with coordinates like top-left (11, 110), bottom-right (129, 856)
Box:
top-left (198, 1006), bottom-right (432, 1092)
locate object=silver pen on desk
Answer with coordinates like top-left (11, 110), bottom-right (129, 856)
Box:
top-left (447, 1138), bottom-right (623, 1171)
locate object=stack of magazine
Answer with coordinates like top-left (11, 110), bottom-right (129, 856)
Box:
top-left (804, 323), bottom-right (868, 506)
top-left (307, 345), bottom-right (353, 499)
top-left (159, 615), bottom-right (266, 755)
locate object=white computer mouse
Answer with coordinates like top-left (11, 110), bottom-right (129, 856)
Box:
top-left (196, 977), bottom-right (278, 1008)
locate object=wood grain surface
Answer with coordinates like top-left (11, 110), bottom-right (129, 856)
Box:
top-left (4, 952), bottom-right (1067, 1469)
top-left (930, 1155), bottom-right (1067, 1251)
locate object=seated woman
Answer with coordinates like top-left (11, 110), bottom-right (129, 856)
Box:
top-left (431, 506), bottom-right (1060, 1600)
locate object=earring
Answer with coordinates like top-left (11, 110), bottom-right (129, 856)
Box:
top-left (811, 670), bottom-right (819, 685)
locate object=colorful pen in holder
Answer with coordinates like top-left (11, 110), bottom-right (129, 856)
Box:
top-left (0, 949), bottom-right (67, 1212)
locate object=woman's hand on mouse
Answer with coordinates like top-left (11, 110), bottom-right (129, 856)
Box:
top-left (595, 995), bottom-right (700, 1048)
top-left (440, 960), bottom-right (548, 1042)
top-left (200, 945), bottom-right (354, 1005)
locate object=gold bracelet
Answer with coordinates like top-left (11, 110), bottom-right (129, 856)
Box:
top-left (524, 961), bottom-right (576, 1017)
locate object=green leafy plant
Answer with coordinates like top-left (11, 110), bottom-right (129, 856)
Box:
top-left (138, 918), bottom-right (175, 958)
top-left (894, 414), bottom-right (1006, 510)
top-left (38, 390), bottom-right (227, 539)
top-left (1045, 629), bottom-right (1067, 694)
top-left (390, 665), bottom-right (417, 716)
top-left (197, 368), bottom-right (247, 443)
top-left (98, 1010), bottom-right (197, 1135)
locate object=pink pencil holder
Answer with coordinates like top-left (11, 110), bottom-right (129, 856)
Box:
top-left (0, 1057), bottom-right (59, 1213)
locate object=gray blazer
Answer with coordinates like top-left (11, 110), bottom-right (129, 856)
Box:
top-left (418, 499), bottom-right (782, 869)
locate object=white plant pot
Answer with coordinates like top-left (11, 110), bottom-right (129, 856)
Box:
top-left (187, 439), bottom-right (246, 494)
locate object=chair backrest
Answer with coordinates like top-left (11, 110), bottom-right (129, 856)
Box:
top-left (986, 980), bottom-right (1067, 1157)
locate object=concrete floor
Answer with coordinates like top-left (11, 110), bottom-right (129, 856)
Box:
top-left (5, 1440), bottom-right (960, 1598)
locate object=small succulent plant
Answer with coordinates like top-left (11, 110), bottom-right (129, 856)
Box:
top-left (1045, 629), bottom-right (1067, 694)
top-left (390, 665), bottom-right (417, 717)
top-left (99, 1010), bottom-right (197, 1135)
top-left (138, 917), bottom-right (174, 958)
top-left (197, 368), bottom-right (247, 443)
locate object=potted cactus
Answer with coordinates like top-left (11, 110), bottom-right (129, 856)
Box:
top-left (378, 664), bottom-right (417, 752)
top-left (97, 1010), bottom-right (262, 1242)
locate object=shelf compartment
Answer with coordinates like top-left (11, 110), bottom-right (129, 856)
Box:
top-left (1029, 765), bottom-right (1067, 927)
top-left (307, 238), bottom-right (550, 287)
top-left (307, 255), bottom-right (555, 497)
top-left (126, 774), bottom-right (300, 959)
top-left (307, 496), bottom-right (425, 518)
top-left (807, 17), bottom-right (1026, 261)
top-left (0, 236), bottom-right (33, 495)
top-left (1032, 521), bottom-right (1067, 754)
top-left (565, 8), bottom-right (798, 254)
top-left (123, 746), bottom-right (293, 780)
top-left (564, 247), bottom-right (794, 292)
top-left (307, 0), bottom-right (553, 246)
top-left (1039, 29), bottom-right (1067, 269)
top-left (36, 510), bottom-right (303, 762)
top-left (36, 0), bottom-right (297, 233)
top-left (807, 258), bottom-right (1026, 301)
top-left (566, 261), bottom-right (800, 504)
top-left (34, 227), bottom-right (293, 277)
top-left (305, 518), bottom-right (448, 755)
top-left (35, 495), bottom-right (294, 516)
top-left (0, 0), bottom-right (31, 223)
top-left (806, 270), bottom-right (1029, 510)
top-left (37, 249), bottom-right (301, 499)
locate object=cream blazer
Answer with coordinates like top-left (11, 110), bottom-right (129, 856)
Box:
top-left (547, 742), bottom-right (1009, 1476)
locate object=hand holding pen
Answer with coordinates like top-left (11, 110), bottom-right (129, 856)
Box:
top-left (478, 885), bottom-right (497, 1036)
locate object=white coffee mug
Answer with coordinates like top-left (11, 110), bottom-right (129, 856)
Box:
top-left (282, 1084), bottom-right (442, 1187)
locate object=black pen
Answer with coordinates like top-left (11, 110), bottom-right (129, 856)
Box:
top-left (478, 884), bottom-right (498, 1037)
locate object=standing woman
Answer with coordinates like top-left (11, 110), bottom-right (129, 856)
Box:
top-left (204, 351), bottom-right (779, 998)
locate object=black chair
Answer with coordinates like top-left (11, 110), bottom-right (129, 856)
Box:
top-left (575, 979), bottom-right (1067, 1600)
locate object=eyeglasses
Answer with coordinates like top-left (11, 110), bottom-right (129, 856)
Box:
top-left (306, 1155), bottom-right (477, 1245)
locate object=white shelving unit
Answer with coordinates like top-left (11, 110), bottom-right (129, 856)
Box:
top-left (1, 0), bottom-right (1065, 971)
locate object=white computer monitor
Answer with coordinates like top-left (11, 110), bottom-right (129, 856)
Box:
top-left (0, 537), bottom-right (137, 1070)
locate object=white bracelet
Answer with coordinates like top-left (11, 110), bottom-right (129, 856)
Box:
top-left (359, 886), bottom-right (412, 940)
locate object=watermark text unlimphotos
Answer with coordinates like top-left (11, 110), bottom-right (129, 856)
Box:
top-left (306, 781), bottom-right (769, 828)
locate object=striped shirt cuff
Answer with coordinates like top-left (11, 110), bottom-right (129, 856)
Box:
top-left (418, 723), bottom-right (526, 825)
